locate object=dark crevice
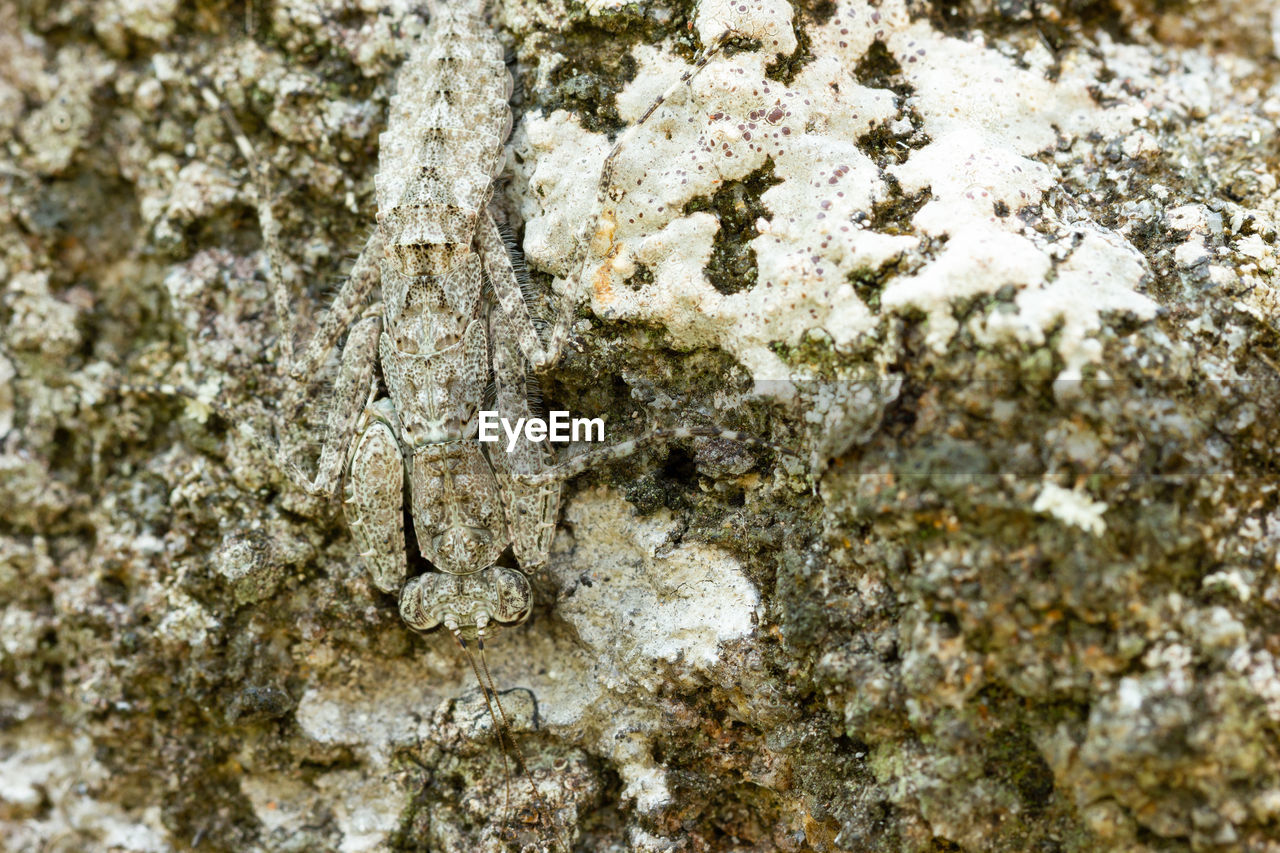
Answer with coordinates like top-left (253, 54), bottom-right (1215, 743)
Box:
top-left (622, 263), bottom-right (654, 291)
top-left (849, 268), bottom-right (889, 314)
top-left (852, 42), bottom-right (929, 168)
top-left (868, 182), bottom-right (930, 234)
top-left (683, 159), bottom-right (783, 295)
top-left (524, 5), bottom-right (697, 135)
top-left (924, 0), bottom-right (1135, 48)
top-left (764, 0), bottom-right (835, 84)
top-left (852, 39), bottom-right (913, 100)
top-left (543, 49), bottom-right (640, 134)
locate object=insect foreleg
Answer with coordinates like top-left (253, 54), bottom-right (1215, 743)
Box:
top-left (202, 85), bottom-right (388, 501)
top-left (200, 86), bottom-right (299, 368)
top-left (210, 82), bottom-right (385, 390)
top-left (477, 212), bottom-right (566, 372)
top-left (288, 230), bottom-right (383, 387)
top-left (292, 314), bottom-right (382, 498)
top-left (116, 311), bottom-right (382, 503)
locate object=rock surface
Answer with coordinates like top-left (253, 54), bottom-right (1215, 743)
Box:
top-left (2, 0), bottom-right (1280, 850)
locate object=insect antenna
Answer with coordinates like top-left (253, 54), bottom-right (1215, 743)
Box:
top-left (452, 617), bottom-right (572, 852)
top-left (596, 30), bottom-right (735, 198)
top-left (447, 623), bottom-right (515, 837)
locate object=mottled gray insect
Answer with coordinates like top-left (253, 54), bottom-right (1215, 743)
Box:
top-left (207, 3), bottom-right (753, 645)
top-left (207, 5), bottom-right (570, 643)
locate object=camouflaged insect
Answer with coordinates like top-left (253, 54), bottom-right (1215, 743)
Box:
top-left (205, 1), bottom-right (577, 639)
top-left (348, 5), bottom-right (562, 638)
top-left (183, 6), bottom-right (782, 849)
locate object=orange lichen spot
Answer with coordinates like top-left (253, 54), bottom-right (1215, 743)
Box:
top-left (593, 257), bottom-right (616, 305)
top-left (589, 208), bottom-right (617, 257)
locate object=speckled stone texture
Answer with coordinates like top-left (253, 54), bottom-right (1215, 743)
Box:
top-left (2, 0), bottom-right (1280, 850)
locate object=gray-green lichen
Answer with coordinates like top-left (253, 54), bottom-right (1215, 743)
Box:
top-left (2, 0), bottom-right (1280, 850)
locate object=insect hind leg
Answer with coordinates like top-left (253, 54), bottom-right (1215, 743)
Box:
top-left (200, 85), bottom-right (386, 501)
top-left (511, 425), bottom-right (795, 488)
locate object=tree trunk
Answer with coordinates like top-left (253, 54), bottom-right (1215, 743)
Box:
top-left (2, 0), bottom-right (1279, 850)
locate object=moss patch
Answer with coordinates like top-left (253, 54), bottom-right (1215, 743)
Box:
top-left (683, 159), bottom-right (783, 294)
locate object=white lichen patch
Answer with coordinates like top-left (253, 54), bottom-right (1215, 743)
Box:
top-left (242, 766), bottom-right (402, 853)
top-left (0, 721), bottom-right (172, 851)
top-left (870, 9), bottom-right (1156, 375)
top-left (486, 630), bottom-right (678, 811)
top-left (316, 770), bottom-right (405, 853)
top-left (695, 0), bottom-right (797, 57)
top-left (515, 36), bottom-right (905, 380)
top-left (4, 271), bottom-right (83, 359)
top-left (881, 225), bottom-right (1050, 354)
top-left (92, 0), bottom-right (179, 54)
top-left (513, 0), bottom-right (1168, 385)
top-left (239, 772), bottom-right (328, 844)
top-left (466, 486), bottom-right (767, 814)
top-left (153, 587), bottom-right (221, 650)
top-left (887, 129), bottom-right (1058, 236)
top-left (551, 485), bottom-right (761, 692)
top-left (979, 229), bottom-right (1157, 378)
top-left (0, 352), bottom-right (14, 439)
top-left (144, 160), bottom-right (240, 248)
top-left (1032, 481), bottom-right (1109, 536)
top-left (267, 0), bottom-right (431, 76)
top-left (511, 110), bottom-right (611, 280)
top-left (884, 19), bottom-right (1115, 152)
top-left (280, 656), bottom-right (475, 848)
top-left (294, 657), bottom-right (456, 764)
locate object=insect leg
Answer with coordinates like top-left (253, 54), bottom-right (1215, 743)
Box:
top-left (487, 296), bottom-right (561, 572)
top-left (288, 230), bottom-right (383, 386)
top-left (202, 86), bottom-right (387, 500)
top-left (345, 396), bottom-right (407, 593)
top-left (509, 425), bottom-right (795, 488)
top-left (200, 86), bottom-right (299, 368)
top-left (477, 212), bottom-right (564, 372)
top-left (293, 314), bottom-right (383, 498)
top-left (204, 86), bottom-right (385, 386)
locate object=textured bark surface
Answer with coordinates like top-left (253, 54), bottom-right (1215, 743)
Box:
top-left (3, 0), bottom-right (1280, 851)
